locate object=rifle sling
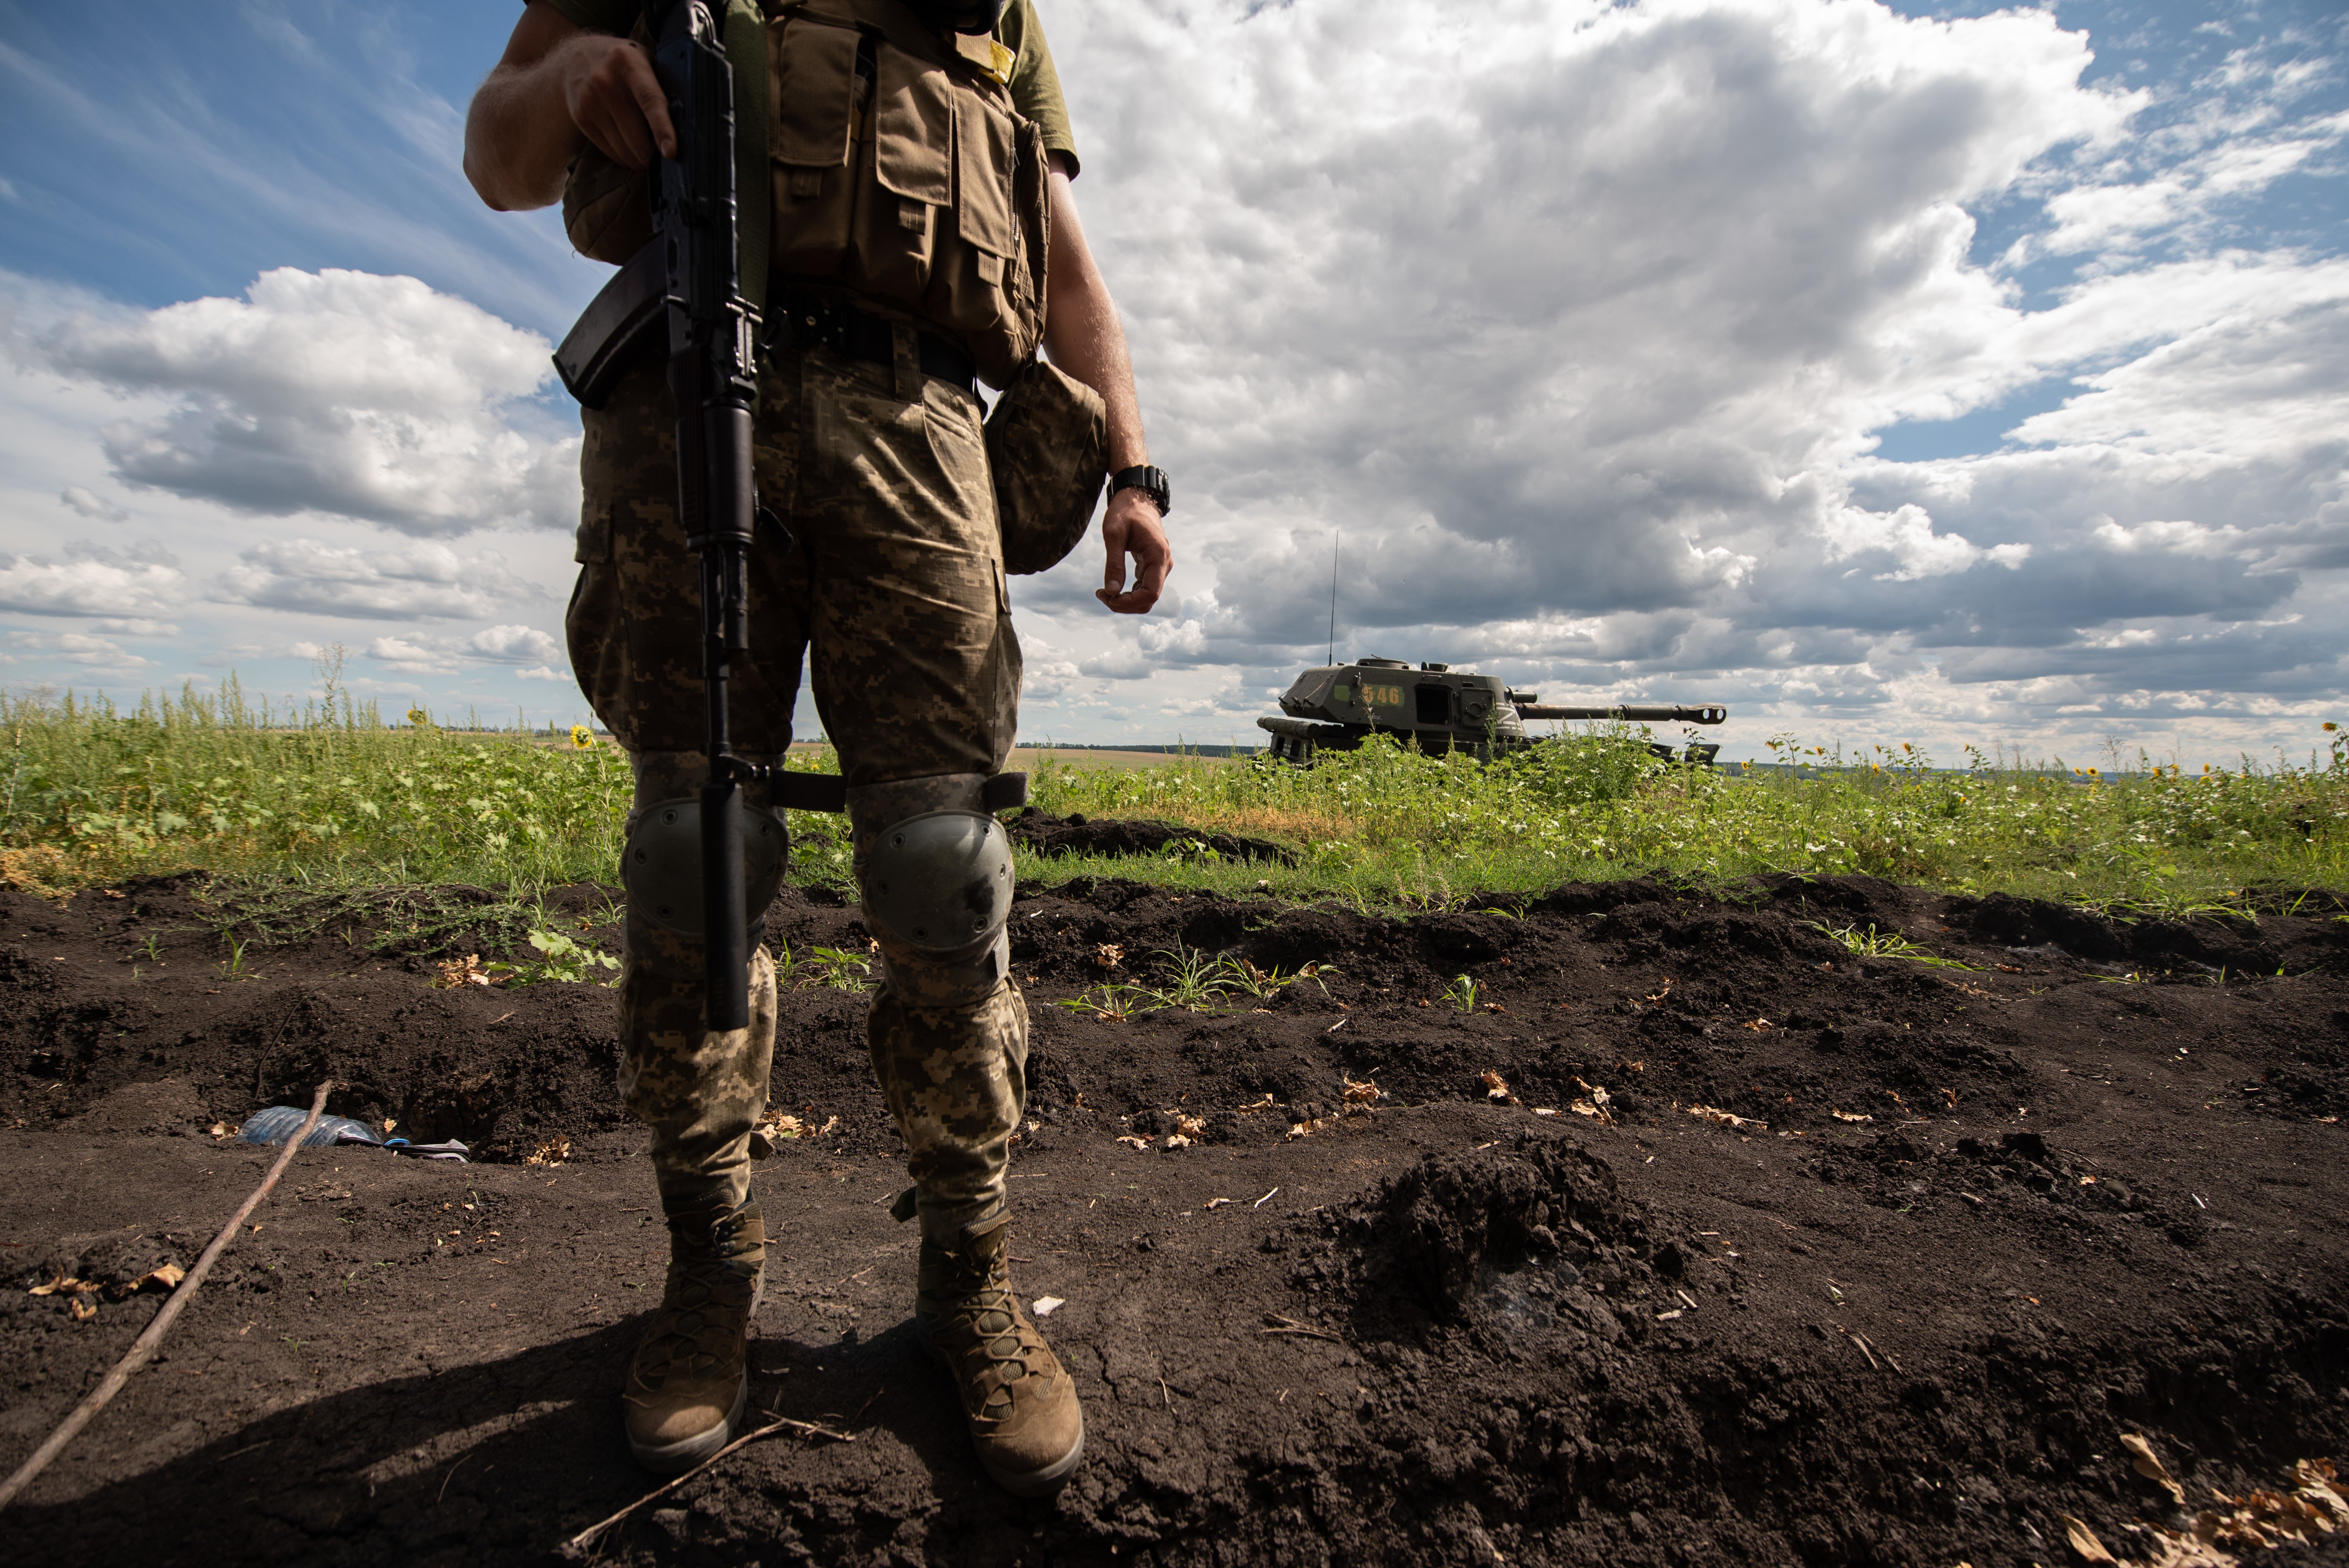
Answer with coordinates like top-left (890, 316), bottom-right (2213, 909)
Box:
top-left (764, 771), bottom-right (1026, 815)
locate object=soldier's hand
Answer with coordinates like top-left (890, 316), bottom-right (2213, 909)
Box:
top-left (561, 34), bottom-right (677, 168)
top-left (1095, 490), bottom-right (1171, 614)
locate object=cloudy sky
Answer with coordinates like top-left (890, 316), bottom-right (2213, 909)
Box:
top-left (2, 0), bottom-right (2342, 764)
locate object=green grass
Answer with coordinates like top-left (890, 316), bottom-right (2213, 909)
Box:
top-left (3, 681), bottom-right (2345, 918)
top-left (1017, 721), bottom-right (2349, 913)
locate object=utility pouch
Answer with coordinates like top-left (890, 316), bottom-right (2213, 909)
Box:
top-left (985, 356), bottom-right (1106, 575)
top-left (563, 146), bottom-right (654, 265)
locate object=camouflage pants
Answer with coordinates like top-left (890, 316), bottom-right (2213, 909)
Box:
top-left (568, 333), bottom-right (1026, 1236)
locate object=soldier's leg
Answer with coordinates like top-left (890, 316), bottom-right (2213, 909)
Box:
top-left (566, 352), bottom-right (806, 1473)
top-left (789, 336), bottom-right (1078, 1496)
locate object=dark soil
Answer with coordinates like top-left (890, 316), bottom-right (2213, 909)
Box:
top-left (1007, 809), bottom-right (1299, 866)
top-left (2, 869), bottom-right (2346, 1566)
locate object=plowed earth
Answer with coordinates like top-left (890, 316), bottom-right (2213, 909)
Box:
top-left (2, 863), bottom-right (2345, 1567)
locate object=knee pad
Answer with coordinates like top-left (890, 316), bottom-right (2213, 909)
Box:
top-left (623, 796), bottom-right (789, 939)
top-left (848, 775), bottom-right (1016, 1007)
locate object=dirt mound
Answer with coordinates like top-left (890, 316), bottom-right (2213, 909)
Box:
top-left (2, 870), bottom-right (2346, 1565)
top-left (1009, 809), bottom-right (1299, 865)
top-left (1300, 1132), bottom-right (1648, 1324)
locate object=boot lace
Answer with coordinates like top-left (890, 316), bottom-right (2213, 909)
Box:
top-left (935, 1258), bottom-right (1043, 1418)
top-left (637, 1255), bottom-right (754, 1383)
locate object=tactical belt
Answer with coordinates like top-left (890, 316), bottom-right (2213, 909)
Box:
top-left (552, 252), bottom-right (980, 409)
top-left (762, 283), bottom-right (977, 392)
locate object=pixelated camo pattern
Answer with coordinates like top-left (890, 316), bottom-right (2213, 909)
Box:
top-left (572, 339), bottom-right (1029, 1231)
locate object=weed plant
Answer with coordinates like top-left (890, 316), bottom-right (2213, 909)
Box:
top-left (4, 681), bottom-right (2345, 916)
top-left (1053, 945), bottom-right (1334, 1020)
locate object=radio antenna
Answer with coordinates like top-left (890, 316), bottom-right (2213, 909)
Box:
top-left (1327, 530), bottom-right (1338, 667)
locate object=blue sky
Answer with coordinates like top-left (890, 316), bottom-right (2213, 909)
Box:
top-left (2, 0), bottom-right (2344, 764)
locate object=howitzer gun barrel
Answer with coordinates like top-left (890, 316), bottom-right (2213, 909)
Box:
top-left (1516, 703), bottom-right (1728, 725)
top-left (1258, 715), bottom-right (1354, 740)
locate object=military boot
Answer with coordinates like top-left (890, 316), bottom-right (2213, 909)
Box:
top-left (622, 1200), bottom-right (764, 1473)
top-left (916, 1214), bottom-right (1085, 1497)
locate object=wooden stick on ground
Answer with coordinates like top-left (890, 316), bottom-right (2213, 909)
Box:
top-left (0, 1079), bottom-right (333, 1513)
top-left (563, 1414), bottom-right (854, 1554)
top-left (1260, 1313), bottom-right (1347, 1344)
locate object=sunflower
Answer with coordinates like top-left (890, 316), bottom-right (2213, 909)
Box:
top-left (570, 724), bottom-right (597, 749)
top-left (406, 708), bottom-right (431, 728)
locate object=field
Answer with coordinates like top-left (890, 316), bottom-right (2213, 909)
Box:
top-left (4, 684), bottom-right (2345, 913)
top-left (2, 687), bottom-right (2346, 1565)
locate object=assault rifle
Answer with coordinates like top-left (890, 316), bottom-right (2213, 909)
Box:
top-left (651, 0), bottom-right (763, 1030)
top-left (555, 0), bottom-right (769, 1030)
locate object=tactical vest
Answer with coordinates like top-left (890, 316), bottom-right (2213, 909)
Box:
top-left (563, 0), bottom-right (1050, 388)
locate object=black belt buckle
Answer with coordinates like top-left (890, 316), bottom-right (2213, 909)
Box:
top-left (764, 290), bottom-right (857, 361)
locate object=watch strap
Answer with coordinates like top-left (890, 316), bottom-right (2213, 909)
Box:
top-left (1108, 464), bottom-right (1171, 516)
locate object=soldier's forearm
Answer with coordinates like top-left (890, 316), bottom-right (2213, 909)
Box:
top-left (1041, 168), bottom-right (1148, 472)
top-left (465, 53), bottom-right (584, 212)
top-left (468, 5), bottom-right (675, 216)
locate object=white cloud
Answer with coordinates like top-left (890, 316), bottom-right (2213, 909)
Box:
top-left (365, 623), bottom-right (563, 674)
top-left (1824, 503), bottom-right (2031, 580)
top-left (215, 538), bottom-right (545, 620)
top-left (463, 623), bottom-right (563, 662)
top-left (29, 268), bottom-right (580, 536)
top-left (5, 629), bottom-right (150, 671)
top-left (0, 539), bottom-right (184, 619)
top-left (60, 485), bottom-right (129, 523)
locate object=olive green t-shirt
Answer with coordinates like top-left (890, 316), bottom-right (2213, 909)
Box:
top-left (537, 0), bottom-right (1081, 174)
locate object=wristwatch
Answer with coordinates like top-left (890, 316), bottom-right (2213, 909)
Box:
top-left (1107, 464), bottom-right (1171, 517)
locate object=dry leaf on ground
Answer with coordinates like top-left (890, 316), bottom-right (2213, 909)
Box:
top-left (1687, 1104), bottom-right (1769, 1132)
top-left (2123, 1433), bottom-right (2188, 1507)
top-left (2195, 1457), bottom-right (2349, 1549)
top-left (525, 1134), bottom-right (572, 1167)
top-left (1482, 1070), bottom-right (1516, 1103)
top-left (434, 954), bottom-right (502, 989)
top-left (2064, 1515), bottom-right (2120, 1563)
top-left (1569, 1077), bottom-right (1616, 1125)
top-left (1832, 1109), bottom-right (1874, 1123)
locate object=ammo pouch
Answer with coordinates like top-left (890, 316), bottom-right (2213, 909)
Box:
top-left (986, 357), bottom-right (1105, 575)
top-left (564, 146), bottom-right (652, 267)
top-left (565, 0), bottom-right (1047, 389)
top-left (764, 0), bottom-right (1047, 388)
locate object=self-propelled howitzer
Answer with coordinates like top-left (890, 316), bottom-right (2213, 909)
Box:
top-left (1254, 657), bottom-right (1727, 765)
